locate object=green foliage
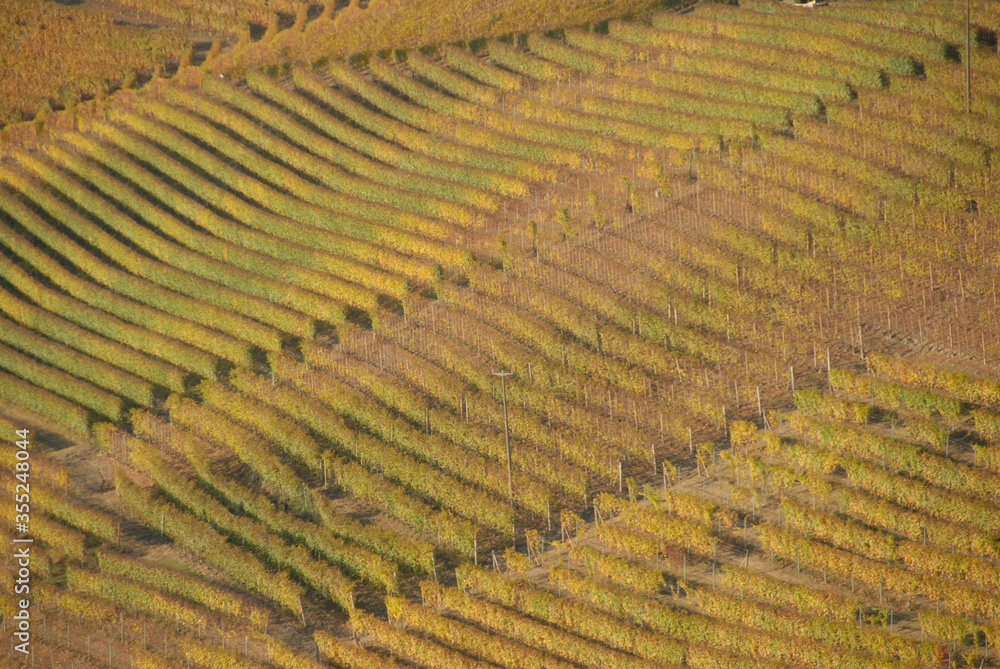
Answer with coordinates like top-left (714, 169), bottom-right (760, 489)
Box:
top-left (1, 241), bottom-right (216, 381)
top-left (13, 148), bottom-right (328, 337)
top-left (229, 358), bottom-right (480, 554)
top-left (613, 19), bottom-right (883, 88)
top-left (800, 416), bottom-right (1000, 506)
top-left (0, 370), bottom-right (91, 435)
top-left (300, 341), bottom-right (553, 515)
top-left (0, 172), bottom-right (313, 340)
top-left (448, 567), bottom-right (685, 667)
top-left (155, 88), bottom-right (479, 229)
top-left (96, 548), bottom-right (267, 628)
top-left (210, 75), bottom-right (501, 213)
top-left (654, 7), bottom-right (919, 76)
top-left (0, 338), bottom-right (125, 421)
top-left (103, 106), bottom-right (471, 273)
top-left (794, 389), bottom-right (870, 425)
top-left (61, 124), bottom-right (369, 318)
top-left (124, 429), bottom-right (355, 612)
top-left (115, 467), bottom-right (307, 616)
top-left (255, 68), bottom-right (525, 197)
top-left (387, 594), bottom-right (574, 669)
top-left (315, 629), bottom-right (409, 669)
top-left (200, 376), bottom-right (324, 475)
top-left (269, 354), bottom-right (515, 532)
top-left (324, 60), bottom-right (563, 178)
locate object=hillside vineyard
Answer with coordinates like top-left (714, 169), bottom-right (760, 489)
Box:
top-left (2, 0), bottom-right (1000, 667)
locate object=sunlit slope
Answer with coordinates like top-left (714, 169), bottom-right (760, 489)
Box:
top-left (1, 0), bottom-right (1000, 666)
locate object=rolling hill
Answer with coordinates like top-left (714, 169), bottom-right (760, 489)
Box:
top-left (2, 1), bottom-right (1000, 667)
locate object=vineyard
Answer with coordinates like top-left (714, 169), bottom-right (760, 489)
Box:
top-left (2, 0), bottom-right (1000, 666)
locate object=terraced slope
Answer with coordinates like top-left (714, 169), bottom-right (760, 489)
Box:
top-left (2, 0), bottom-right (1000, 666)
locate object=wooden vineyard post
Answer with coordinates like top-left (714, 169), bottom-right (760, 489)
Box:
top-left (712, 539), bottom-right (717, 589)
top-left (966, 0), bottom-right (972, 114)
top-left (827, 347), bottom-right (832, 391)
top-left (493, 370), bottom-right (515, 536)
